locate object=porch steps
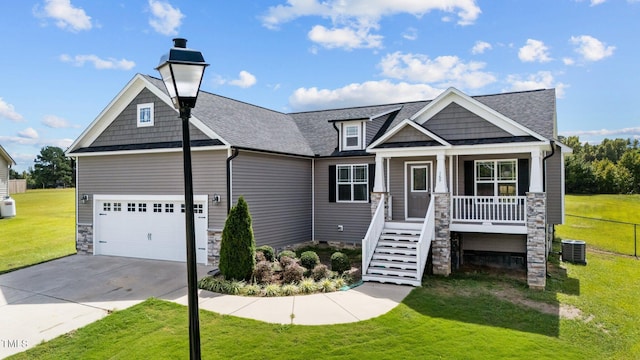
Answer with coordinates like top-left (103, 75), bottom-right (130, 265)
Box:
top-left (363, 222), bottom-right (422, 287)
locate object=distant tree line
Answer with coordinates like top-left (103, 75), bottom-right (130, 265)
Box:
top-left (563, 136), bottom-right (640, 194)
top-left (9, 146), bottom-right (75, 189)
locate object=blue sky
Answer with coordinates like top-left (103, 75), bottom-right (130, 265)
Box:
top-left (1, 0), bottom-right (639, 171)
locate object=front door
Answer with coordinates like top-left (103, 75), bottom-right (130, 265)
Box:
top-left (406, 162), bottom-right (432, 219)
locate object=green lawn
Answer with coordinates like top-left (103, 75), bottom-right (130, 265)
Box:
top-left (0, 189), bottom-right (76, 273)
top-left (557, 194), bottom-right (640, 255)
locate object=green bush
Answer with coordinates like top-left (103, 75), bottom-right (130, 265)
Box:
top-left (319, 278), bottom-right (336, 293)
top-left (241, 283), bottom-right (261, 296)
top-left (299, 278), bottom-right (318, 294)
top-left (279, 255), bottom-right (298, 269)
top-left (198, 276), bottom-right (226, 293)
top-left (283, 263), bottom-right (305, 283)
top-left (264, 284), bottom-right (281, 297)
top-left (277, 250), bottom-right (297, 261)
top-left (281, 283), bottom-right (299, 296)
top-left (219, 197), bottom-right (256, 281)
top-left (300, 251), bottom-right (320, 270)
top-left (256, 245), bottom-right (275, 262)
top-left (311, 263), bottom-right (331, 281)
top-left (331, 252), bottom-right (351, 273)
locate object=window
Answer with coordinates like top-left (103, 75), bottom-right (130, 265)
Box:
top-left (137, 103), bottom-right (154, 127)
top-left (103, 203), bottom-right (111, 212)
top-left (342, 123), bottom-right (363, 150)
top-left (475, 160), bottom-right (517, 196)
top-left (113, 203), bottom-right (122, 212)
top-left (138, 203), bottom-right (147, 212)
top-left (412, 166), bottom-right (428, 192)
top-left (127, 203), bottom-right (136, 212)
top-left (337, 164), bottom-right (368, 202)
top-left (194, 204), bottom-right (204, 214)
top-left (165, 203), bottom-right (174, 213)
top-left (153, 203), bottom-right (162, 213)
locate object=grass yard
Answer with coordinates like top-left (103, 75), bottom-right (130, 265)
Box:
top-left (557, 194), bottom-right (640, 255)
top-left (0, 189), bottom-right (76, 273)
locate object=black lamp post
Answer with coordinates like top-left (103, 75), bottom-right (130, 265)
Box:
top-left (156, 38), bottom-right (209, 360)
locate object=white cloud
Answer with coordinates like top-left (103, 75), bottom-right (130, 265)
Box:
top-left (35, 0), bottom-right (92, 32)
top-left (0, 135), bottom-right (73, 148)
top-left (570, 35), bottom-right (615, 62)
top-left (590, 0), bottom-right (607, 6)
top-left (0, 98), bottom-right (24, 122)
top-left (402, 27), bottom-right (418, 41)
top-left (506, 71), bottom-right (567, 98)
top-left (471, 41), bottom-right (492, 55)
top-left (262, 1), bottom-right (481, 49)
top-left (379, 52), bottom-right (496, 89)
top-left (308, 24), bottom-right (383, 49)
top-left (229, 71), bottom-right (257, 88)
top-left (563, 57), bottom-right (575, 66)
top-left (562, 127), bottom-right (640, 140)
top-left (518, 39), bottom-right (552, 63)
top-left (18, 127), bottom-right (39, 140)
top-left (289, 80), bottom-right (443, 111)
top-left (42, 115), bottom-right (76, 128)
top-left (60, 54), bottom-right (135, 70)
top-left (148, 0), bottom-right (184, 36)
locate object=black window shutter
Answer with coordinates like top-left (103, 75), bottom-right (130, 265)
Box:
top-left (368, 163), bottom-right (376, 203)
top-left (329, 165), bottom-right (336, 202)
top-left (464, 161), bottom-right (474, 196)
top-left (518, 159), bottom-right (529, 196)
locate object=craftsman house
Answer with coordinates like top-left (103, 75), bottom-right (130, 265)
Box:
top-left (66, 74), bottom-right (569, 289)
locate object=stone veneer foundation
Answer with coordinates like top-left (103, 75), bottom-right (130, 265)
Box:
top-left (526, 192), bottom-right (547, 290)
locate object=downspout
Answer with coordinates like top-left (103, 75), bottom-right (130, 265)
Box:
top-left (332, 122), bottom-right (340, 152)
top-left (226, 148), bottom-right (239, 214)
top-left (541, 140), bottom-right (555, 276)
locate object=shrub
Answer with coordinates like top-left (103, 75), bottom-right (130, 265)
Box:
top-left (278, 250), bottom-right (297, 262)
top-left (219, 197), bottom-right (256, 281)
top-left (198, 276), bottom-right (226, 293)
top-left (331, 252), bottom-right (351, 274)
top-left (299, 278), bottom-right (318, 294)
top-left (225, 280), bottom-right (245, 295)
top-left (319, 278), bottom-right (336, 293)
top-left (311, 263), bottom-right (331, 281)
top-left (334, 277), bottom-right (347, 289)
top-left (282, 262), bottom-right (305, 283)
top-left (300, 251), bottom-right (320, 270)
top-left (256, 245), bottom-right (275, 262)
top-left (279, 255), bottom-right (297, 269)
top-left (253, 260), bottom-right (273, 284)
top-left (264, 284), bottom-right (281, 297)
top-left (241, 283), bottom-right (262, 296)
top-left (255, 251), bottom-right (266, 263)
top-left (281, 284), bottom-right (299, 296)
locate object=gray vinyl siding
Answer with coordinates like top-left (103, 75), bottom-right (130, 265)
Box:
top-left (423, 102), bottom-right (511, 140)
top-left (76, 150), bottom-right (227, 229)
top-left (314, 156), bottom-right (374, 243)
top-left (461, 233), bottom-right (526, 253)
top-left (231, 151), bottom-right (312, 249)
top-left (545, 144), bottom-right (563, 224)
top-left (455, 153), bottom-right (530, 196)
top-left (0, 159), bottom-right (8, 198)
top-left (389, 157), bottom-right (437, 221)
top-left (90, 88), bottom-right (209, 148)
top-left (386, 126), bottom-right (434, 143)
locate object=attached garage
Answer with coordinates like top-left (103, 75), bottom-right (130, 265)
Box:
top-left (93, 195), bottom-right (209, 264)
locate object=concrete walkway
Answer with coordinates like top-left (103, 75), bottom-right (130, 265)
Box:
top-left (0, 255), bottom-right (412, 358)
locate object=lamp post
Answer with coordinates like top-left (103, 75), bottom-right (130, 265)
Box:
top-left (156, 38), bottom-right (209, 360)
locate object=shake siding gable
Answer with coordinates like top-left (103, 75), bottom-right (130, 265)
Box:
top-left (386, 125), bottom-right (435, 143)
top-left (314, 157), bottom-right (374, 243)
top-left (90, 88), bottom-right (210, 148)
top-left (231, 151), bottom-right (312, 249)
top-left (424, 102), bottom-right (512, 140)
top-left (545, 144), bottom-right (563, 224)
top-left (76, 150), bottom-right (227, 229)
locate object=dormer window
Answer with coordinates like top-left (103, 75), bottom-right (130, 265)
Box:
top-left (342, 121), bottom-right (364, 151)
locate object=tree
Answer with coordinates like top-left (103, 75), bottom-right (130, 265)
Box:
top-left (619, 150), bottom-right (640, 193)
top-left (219, 196), bottom-right (256, 281)
top-left (32, 146), bottom-right (73, 188)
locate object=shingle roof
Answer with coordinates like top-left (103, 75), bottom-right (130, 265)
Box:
top-left (144, 75), bottom-right (556, 157)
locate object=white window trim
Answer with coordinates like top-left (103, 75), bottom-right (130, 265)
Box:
top-left (474, 159), bottom-right (518, 196)
top-left (411, 165), bottom-right (430, 193)
top-left (336, 164), bottom-right (369, 203)
top-left (341, 121), bottom-right (365, 151)
top-left (137, 102), bottom-right (154, 128)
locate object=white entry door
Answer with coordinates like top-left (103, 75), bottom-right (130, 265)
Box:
top-left (93, 195), bottom-right (208, 264)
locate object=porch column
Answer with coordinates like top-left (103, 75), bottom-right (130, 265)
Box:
top-left (434, 152), bottom-right (448, 193)
top-left (432, 192), bottom-right (451, 276)
top-left (526, 192), bottom-right (546, 290)
top-left (530, 150), bottom-right (543, 192)
top-left (373, 154), bottom-right (385, 192)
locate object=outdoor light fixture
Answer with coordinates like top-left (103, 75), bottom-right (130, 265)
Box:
top-left (156, 38), bottom-right (209, 360)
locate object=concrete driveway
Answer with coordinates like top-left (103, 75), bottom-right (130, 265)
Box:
top-left (0, 255), bottom-right (210, 358)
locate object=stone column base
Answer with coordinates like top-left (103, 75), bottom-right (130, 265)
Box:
top-left (526, 192), bottom-right (547, 290)
top-left (432, 193), bottom-right (451, 276)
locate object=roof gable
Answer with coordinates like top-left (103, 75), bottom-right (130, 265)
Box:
top-left (412, 87), bottom-right (547, 141)
top-left (368, 119), bottom-right (450, 150)
top-left (424, 102), bottom-right (512, 141)
top-left (0, 145), bottom-right (16, 166)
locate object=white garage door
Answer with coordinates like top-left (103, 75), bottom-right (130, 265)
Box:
top-left (94, 195), bottom-right (208, 264)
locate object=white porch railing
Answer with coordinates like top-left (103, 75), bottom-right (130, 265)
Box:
top-left (362, 194), bottom-right (386, 276)
top-left (451, 196), bottom-right (527, 224)
top-left (416, 199), bottom-right (435, 281)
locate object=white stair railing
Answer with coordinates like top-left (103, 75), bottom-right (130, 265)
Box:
top-left (362, 194), bottom-right (386, 276)
top-left (416, 199), bottom-right (435, 281)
